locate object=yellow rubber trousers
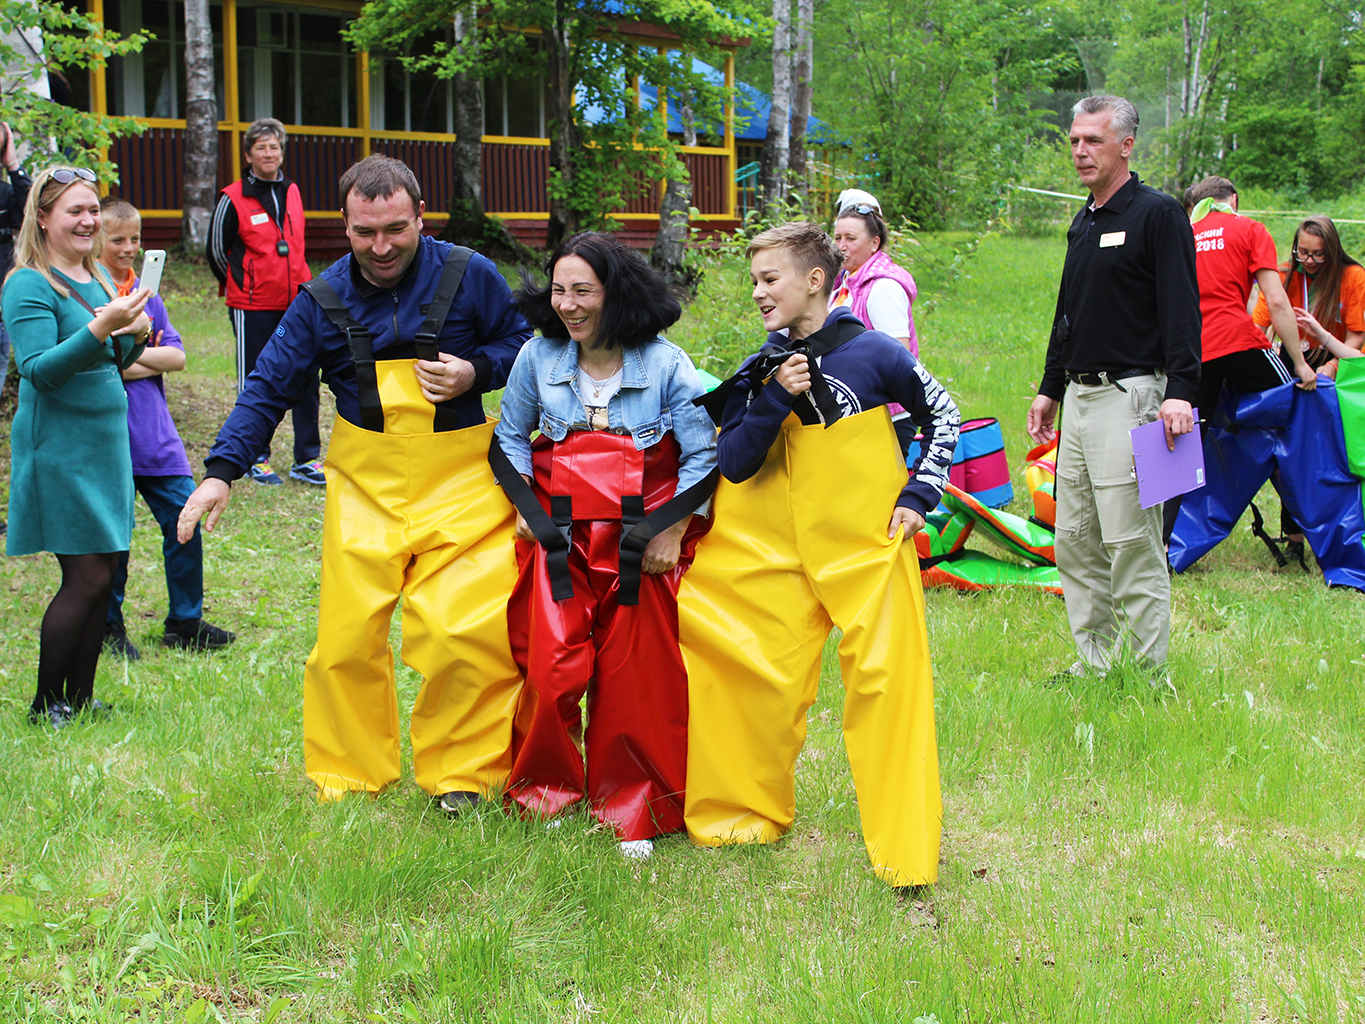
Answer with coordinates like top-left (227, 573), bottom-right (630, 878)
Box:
top-left (678, 408), bottom-right (942, 886)
top-left (303, 361), bottom-right (522, 799)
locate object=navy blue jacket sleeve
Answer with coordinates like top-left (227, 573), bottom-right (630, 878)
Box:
top-left (205, 295), bottom-right (323, 480)
top-left (716, 355), bottom-right (798, 483)
top-left (464, 255), bottom-right (531, 392)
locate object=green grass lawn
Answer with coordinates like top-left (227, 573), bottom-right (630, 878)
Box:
top-left (2, 238), bottom-right (1364, 1023)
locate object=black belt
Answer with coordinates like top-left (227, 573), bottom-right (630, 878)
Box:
top-left (1065, 368), bottom-right (1158, 389)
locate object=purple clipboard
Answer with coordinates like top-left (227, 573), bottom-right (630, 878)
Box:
top-left (1129, 409), bottom-right (1205, 509)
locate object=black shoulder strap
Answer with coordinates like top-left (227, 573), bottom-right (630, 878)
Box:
top-left (693, 343), bottom-right (793, 426)
top-left (417, 246), bottom-right (475, 432)
top-left (302, 275), bottom-right (384, 432)
top-left (616, 468), bottom-right (719, 606)
top-left (52, 271), bottom-right (124, 366)
top-left (489, 436), bottom-right (575, 601)
top-left (693, 317), bottom-right (864, 429)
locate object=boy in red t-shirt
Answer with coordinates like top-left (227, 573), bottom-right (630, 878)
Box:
top-left (1163, 176), bottom-right (1315, 541)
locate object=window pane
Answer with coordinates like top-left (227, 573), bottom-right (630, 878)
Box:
top-left (409, 70), bottom-right (447, 134)
top-left (483, 75), bottom-right (503, 135)
top-left (145, 40), bottom-right (177, 117)
top-left (272, 48), bottom-right (294, 122)
top-left (505, 73), bottom-right (540, 137)
top-left (300, 53), bottom-right (347, 126)
top-left (384, 57), bottom-right (405, 130)
top-left (298, 13), bottom-right (341, 52)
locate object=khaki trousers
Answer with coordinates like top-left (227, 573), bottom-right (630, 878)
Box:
top-left (1054, 374), bottom-right (1169, 670)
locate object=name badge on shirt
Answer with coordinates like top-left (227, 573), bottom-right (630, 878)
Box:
top-left (250, 212), bottom-right (270, 226)
top-left (1099, 231), bottom-right (1126, 248)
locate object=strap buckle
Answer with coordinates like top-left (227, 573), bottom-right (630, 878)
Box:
top-left (414, 332), bottom-right (440, 362)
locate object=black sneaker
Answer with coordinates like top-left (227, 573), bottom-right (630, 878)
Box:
top-left (162, 618), bottom-right (236, 651)
top-left (103, 624), bottom-right (141, 661)
top-left (435, 791), bottom-right (481, 816)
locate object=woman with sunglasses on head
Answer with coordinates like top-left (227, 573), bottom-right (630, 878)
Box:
top-left (3, 167), bottom-right (152, 727)
top-left (1251, 215), bottom-right (1365, 556)
top-left (829, 190), bottom-right (922, 455)
top-left (1252, 216), bottom-right (1365, 379)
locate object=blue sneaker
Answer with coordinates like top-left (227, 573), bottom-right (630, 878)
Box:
top-left (289, 459), bottom-right (326, 486)
top-left (246, 461), bottom-right (283, 485)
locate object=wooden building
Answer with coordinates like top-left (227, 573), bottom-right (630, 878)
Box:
top-left (78, 0), bottom-right (742, 256)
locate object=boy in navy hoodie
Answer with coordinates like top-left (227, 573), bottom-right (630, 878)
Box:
top-left (678, 222), bottom-right (958, 890)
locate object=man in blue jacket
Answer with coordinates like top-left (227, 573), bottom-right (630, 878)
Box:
top-left (179, 155), bottom-right (532, 811)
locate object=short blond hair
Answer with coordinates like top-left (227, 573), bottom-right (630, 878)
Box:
top-left (100, 196), bottom-right (141, 227)
top-left (746, 222), bottom-right (844, 297)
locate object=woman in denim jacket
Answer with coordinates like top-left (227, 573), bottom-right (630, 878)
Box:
top-left (493, 232), bottom-right (717, 860)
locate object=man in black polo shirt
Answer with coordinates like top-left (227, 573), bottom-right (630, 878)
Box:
top-left (1026, 94), bottom-right (1201, 683)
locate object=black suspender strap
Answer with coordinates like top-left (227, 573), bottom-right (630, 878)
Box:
top-left (615, 467), bottom-right (719, 606)
top-left (418, 246), bottom-right (475, 433)
top-left (489, 436), bottom-right (575, 601)
top-left (301, 276), bottom-right (385, 432)
top-left (693, 318), bottom-right (864, 428)
top-left (1248, 501), bottom-right (1289, 569)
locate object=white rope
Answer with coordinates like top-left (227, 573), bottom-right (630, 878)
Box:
top-left (1010, 185), bottom-right (1365, 225)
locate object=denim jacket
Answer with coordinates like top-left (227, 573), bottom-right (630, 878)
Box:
top-left (494, 333), bottom-right (718, 506)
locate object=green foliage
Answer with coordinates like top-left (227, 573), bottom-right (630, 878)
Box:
top-left (346, 0), bottom-right (760, 230)
top-left (0, 0), bottom-right (146, 179)
top-left (2, 255), bottom-right (1365, 1020)
top-left (816, 0), bottom-right (1080, 229)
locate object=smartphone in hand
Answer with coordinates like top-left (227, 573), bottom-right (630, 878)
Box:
top-left (140, 249), bottom-right (167, 295)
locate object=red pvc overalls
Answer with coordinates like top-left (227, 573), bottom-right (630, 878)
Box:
top-left (505, 429), bottom-right (703, 840)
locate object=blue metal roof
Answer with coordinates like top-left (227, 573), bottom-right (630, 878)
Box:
top-left (580, 56), bottom-right (835, 142)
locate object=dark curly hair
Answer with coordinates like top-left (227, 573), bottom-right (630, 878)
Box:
top-left (517, 232), bottom-right (683, 350)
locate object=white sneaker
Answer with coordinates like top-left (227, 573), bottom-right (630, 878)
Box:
top-left (620, 839), bottom-right (654, 860)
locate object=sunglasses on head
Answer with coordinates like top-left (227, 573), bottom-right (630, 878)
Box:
top-left (50, 167), bottom-right (97, 185)
top-left (844, 203), bottom-right (878, 216)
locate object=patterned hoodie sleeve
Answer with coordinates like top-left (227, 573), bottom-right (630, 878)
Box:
top-left (892, 352), bottom-right (959, 515)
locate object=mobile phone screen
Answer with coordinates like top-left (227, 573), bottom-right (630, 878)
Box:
top-left (140, 250), bottom-right (167, 295)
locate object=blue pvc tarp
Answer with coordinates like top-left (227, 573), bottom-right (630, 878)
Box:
top-left (1168, 379), bottom-right (1365, 591)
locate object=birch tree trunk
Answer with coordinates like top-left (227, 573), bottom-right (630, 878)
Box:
top-left (788, 0), bottom-right (813, 204)
top-left (441, 0), bottom-right (531, 261)
top-left (760, 0), bottom-right (791, 218)
top-left (544, 7), bottom-right (579, 250)
top-left (180, 0), bottom-right (216, 253)
top-left (652, 100), bottom-right (696, 291)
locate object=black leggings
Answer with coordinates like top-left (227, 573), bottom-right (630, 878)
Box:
top-left (33, 552), bottom-right (119, 713)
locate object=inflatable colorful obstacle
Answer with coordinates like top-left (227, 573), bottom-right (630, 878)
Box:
top-left (915, 417), bottom-right (1014, 508)
top-left (914, 435), bottom-right (1063, 595)
top-left (1169, 374), bottom-right (1365, 590)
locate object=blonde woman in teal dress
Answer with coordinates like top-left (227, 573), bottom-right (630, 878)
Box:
top-left (3, 168), bottom-right (152, 727)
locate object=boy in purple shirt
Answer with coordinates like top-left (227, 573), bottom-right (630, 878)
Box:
top-left (98, 200), bottom-right (235, 658)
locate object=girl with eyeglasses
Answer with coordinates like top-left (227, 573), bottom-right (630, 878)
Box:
top-left (2, 167), bottom-right (153, 728)
top-left (1250, 215), bottom-right (1365, 559)
top-left (1252, 215), bottom-right (1365, 380)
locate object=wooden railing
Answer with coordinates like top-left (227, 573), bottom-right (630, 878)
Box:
top-left (108, 124), bottom-right (735, 222)
top-left (481, 140), bottom-right (550, 216)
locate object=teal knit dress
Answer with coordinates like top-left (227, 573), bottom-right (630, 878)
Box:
top-left (4, 267), bottom-right (147, 556)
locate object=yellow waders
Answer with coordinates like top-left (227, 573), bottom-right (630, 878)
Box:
top-left (303, 362), bottom-right (522, 799)
top-left (678, 408), bottom-right (942, 886)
